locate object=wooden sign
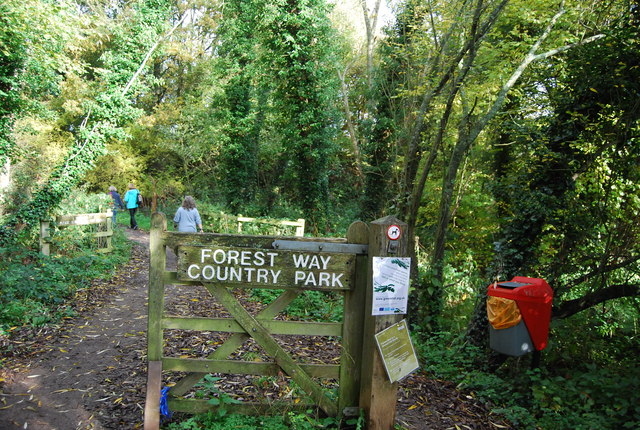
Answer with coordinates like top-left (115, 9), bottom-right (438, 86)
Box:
top-left (374, 319), bottom-right (419, 383)
top-left (176, 245), bottom-right (355, 291)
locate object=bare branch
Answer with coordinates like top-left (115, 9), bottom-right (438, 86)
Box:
top-left (473, 6), bottom-right (604, 140)
top-left (337, 66), bottom-right (363, 176)
top-left (568, 255), bottom-right (640, 287)
top-left (553, 283), bottom-right (640, 320)
top-left (531, 33), bottom-right (605, 61)
top-left (122, 11), bottom-right (189, 97)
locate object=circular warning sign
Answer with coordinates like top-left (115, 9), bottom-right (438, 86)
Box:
top-left (386, 225), bottom-right (401, 240)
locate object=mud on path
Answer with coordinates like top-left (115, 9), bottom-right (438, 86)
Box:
top-left (0, 229), bottom-right (509, 429)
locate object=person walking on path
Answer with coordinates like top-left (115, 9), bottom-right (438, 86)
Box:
top-left (173, 196), bottom-right (203, 233)
top-left (123, 183), bottom-right (141, 230)
top-left (108, 185), bottom-right (125, 225)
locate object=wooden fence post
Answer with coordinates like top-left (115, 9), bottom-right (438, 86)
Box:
top-left (360, 215), bottom-right (408, 429)
top-left (40, 221), bottom-right (50, 256)
top-left (145, 212), bottom-right (167, 430)
top-left (295, 219), bottom-right (305, 237)
top-left (105, 210), bottom-right (113, 252)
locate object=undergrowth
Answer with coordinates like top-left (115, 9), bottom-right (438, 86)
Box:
top-left (164, 409), bottom-right (366, 430)
top-left (250, 289), bottom-right (343, 322)
top-left (417, 329), bottom-right (640, 429)
top-left (0, 227), bottom-right (131, 334)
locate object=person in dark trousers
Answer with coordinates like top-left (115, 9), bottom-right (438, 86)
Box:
top-left (108, 185), bottom-right (124, 225)
top-left (123, 183), bottom-right (141, 230)
top-left (173, 196), bottom-right (203, 233)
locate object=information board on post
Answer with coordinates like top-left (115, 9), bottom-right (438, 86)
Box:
top-left (374, 319), bottom-right (419, 383)
top-left (372, 257), bottom-right (411, 315)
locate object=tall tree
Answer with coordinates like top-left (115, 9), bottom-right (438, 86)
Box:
top-left (493, 5), bottom-right (640, 314)
top-left (261, 0), bottom-right (341, 232)
top-left (0, 0), bottom-right (77, 212)
top-left (466, 1), bottom-right (640, 347)
top-left (381, 0), bottom-right (606, 329)
top-left (215, 0), bottom-right (261, 212)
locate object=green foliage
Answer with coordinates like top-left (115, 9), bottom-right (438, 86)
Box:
top-left (250, 289), bottom-right (343, 322)
top-left (166, 411), bottom-right (290, 430)
top-left (1, 117), bottom-right (74, 216)
top-left (166, 408), bottom-right (365, 429)
top-left (0, 0), bottom-right (175, 246)
top-left (547, 304), bottom-right (640, 369)
top-left (81, 142), bottom-right (145, 194)
top-left (416, 332), bottom-right (486, 381)
top-left (527, 366), bottom-right (640, 430)
top-left (0, 190), bottom-right (131, 333)
top-left (487, 4), bottom-right (640, 287)
top-left (0, 229), bottom-right (131, 333)
top-left (213, 0), bottom-right (261, 212)
top-left (0, 0), bottom-right (76, 167)
top-left (55, 189), bottom-right (112, 215)
top-left (419, 324), bottom-right (640, 430)
top-left (261, 0), bottom-right (341, 232)
top-left (193, 374), bottom-right (242, 417)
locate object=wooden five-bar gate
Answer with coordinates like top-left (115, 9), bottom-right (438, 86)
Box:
top-left (144, 213), bottom-right (408, 429)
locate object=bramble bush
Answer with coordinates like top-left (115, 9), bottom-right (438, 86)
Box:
top-left (165, 409), bottom-right (365, 430)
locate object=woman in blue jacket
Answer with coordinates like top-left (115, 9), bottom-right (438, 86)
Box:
top-left (123, 183), bottom-right (141, 230)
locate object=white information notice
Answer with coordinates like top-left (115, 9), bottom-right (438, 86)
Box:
top-left (372, 257), bottom-right (411, 315)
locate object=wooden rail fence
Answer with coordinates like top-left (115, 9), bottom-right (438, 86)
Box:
top-left (40, 210), bottom-right (114, 255)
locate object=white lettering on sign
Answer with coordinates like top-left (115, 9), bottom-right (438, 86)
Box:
top-left (294, 270), bottom-right (344, 288)
top-left (188, 264), bottom-right (282, 284)
top-left (292, 254), bottom-right (332, 270)
top-left (201, 249), bottom-right (278, 266)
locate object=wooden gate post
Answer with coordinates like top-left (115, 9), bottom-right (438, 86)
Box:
top-left (339, 221), bottom-right (370, 416)
top-left (144, 212), bottom-right (167, 430)
top-left (40, 221), bottom-right (50, 255)
top-left (360, 215), bottom-right (408, 429)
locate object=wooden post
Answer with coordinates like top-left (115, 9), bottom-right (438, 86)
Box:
top-left (105, 210), bottom-right (113, 252)
top-left (338, 221), bottom-right (369, 416)
top-left (145, 212), bottom-right (167, 430)
top-left (360, 216), bottom-right (408, 429)
top-left (295, 219), bottom-right (305, 237)
top-left (40, 221), bottom-right (50, 256)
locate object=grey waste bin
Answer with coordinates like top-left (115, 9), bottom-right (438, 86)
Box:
top-left (489, 320), bottom-right (533, 356)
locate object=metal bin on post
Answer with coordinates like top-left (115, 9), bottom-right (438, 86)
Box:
top-left (487, 277), bottom-right (553, 356)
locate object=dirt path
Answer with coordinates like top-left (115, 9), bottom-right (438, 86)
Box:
top-left (0, 231), bottom-right (150, 429)
top-left (0, 230), bottom-right (509, 430)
